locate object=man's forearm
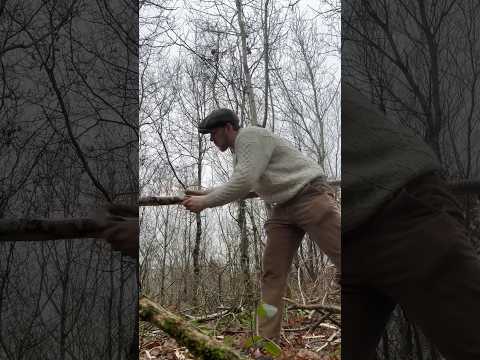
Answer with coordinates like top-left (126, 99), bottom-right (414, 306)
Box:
top-left (185, 189), bottom-right (209, 196)
top-left (186, 189), bottom-right (256, 199)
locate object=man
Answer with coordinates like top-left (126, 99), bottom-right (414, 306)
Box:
top-left (342, 82), bottom-right (480, 359)
top-left (182, 108), bottom-right (341, 342)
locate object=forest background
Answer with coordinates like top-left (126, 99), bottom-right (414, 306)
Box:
top-left (139, 0), bottom-right (341, 358)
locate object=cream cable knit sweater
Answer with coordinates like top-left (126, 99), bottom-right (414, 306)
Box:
top-left (204, 127), bottom-right (325, 208)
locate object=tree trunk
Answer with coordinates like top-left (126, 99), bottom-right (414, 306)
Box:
top-left (238, 199), bottom-right (252, 302)
top-left (192, 212), bottom-right (202, 306)
top-left (262, 0), bottom-right (270, 128)
top-left (192, 134), bottom-right (204, 306)
top-left (235, 0), bottom-right (258, 126)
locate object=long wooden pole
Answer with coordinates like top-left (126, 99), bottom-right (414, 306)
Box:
top-left (0, 218), bottom-right (109, 241)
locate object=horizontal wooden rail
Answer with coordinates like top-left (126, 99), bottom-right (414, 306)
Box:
top-left (139, 179), bottom-right (342, 206)
top-left (0, 218), bottom-right (109, 241)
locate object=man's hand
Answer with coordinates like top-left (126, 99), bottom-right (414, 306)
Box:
top-left (184, 189), bottom-right (209, 196)
top-left (182, 195), bottom-right (208, 213)
top-left (101, 220), bottom-right (139, 258)
top-left (98, 204), bottom-right (139, 258)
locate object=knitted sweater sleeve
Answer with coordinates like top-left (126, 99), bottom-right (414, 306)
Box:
top-left (204, 131), bottom-right (274, 208)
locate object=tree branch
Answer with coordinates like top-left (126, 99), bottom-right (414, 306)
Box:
top-left (283, 297), bottom-right (341, 314)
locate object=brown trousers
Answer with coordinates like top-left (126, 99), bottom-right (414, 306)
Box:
top-left (258, 179), bottom-right (341, 341)
top-left (342, 173), bottom-right (480, 360)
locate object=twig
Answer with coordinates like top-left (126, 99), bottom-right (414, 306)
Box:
top-left (184, 309), bottom-right (232, 323)
top-left (284, 322), bottom-right (338, 332)
top-left (297, 267), bottom-right (306, 305)
top-left (283, 312), bottom-right (331, 332)
top-left (283, 297), bottom-right (341, 314)
top-left (316, 330), bottom-right (340, 353)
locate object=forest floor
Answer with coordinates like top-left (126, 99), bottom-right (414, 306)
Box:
top-left (139, 306), bottom-right (341, 359)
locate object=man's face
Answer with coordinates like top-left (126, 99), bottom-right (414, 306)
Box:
top-left (210, 126), bottom-right (229, 152)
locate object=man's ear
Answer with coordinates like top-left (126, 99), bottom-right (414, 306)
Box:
top-left (226, 122), bottom-right (237, 134)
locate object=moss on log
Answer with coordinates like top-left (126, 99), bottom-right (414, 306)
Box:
top-left (139, 296), bottom-right (248, 360)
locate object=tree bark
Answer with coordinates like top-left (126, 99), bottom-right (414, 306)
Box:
top-left (192, 132), bottom-right (205, 306)
top-left (235, 0), bottom-right (258, 126)
top-left (238, 199), bottom-right (252, 302)
top-left (262, 0), bottom-right (270, 128)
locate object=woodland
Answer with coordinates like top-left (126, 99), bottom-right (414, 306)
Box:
top-left (1, 0), bottom-right (479, 359)
top-left (139, 0), bottom-right (341, 359)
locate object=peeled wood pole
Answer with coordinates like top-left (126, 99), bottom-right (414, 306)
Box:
top-left (139, 296), bottom-right (248, 360)
top-left (138, 180), bottom-right (342, 207)
top-left (0, 218), bottom-right (109, 241)
top-left (139, 196), bottom-right (185, 206)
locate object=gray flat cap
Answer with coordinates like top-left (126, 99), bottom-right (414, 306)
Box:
top-left (198, 108), bottom-right (239, 134)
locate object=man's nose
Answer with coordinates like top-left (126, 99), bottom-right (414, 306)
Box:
top-left (210, 133), bottom-right (214, 142)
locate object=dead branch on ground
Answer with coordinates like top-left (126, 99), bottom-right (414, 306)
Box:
top-left (283, 297), bottom-right (341, 314)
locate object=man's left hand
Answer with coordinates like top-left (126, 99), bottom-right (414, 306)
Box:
top-left (182, 195), bottom-right (208, 213)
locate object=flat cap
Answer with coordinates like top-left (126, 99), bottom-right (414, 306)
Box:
top-left (198, 108), bottom-right (239, 134)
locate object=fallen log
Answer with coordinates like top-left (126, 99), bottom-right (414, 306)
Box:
top-left (139, 296), bottom-right (249, 360)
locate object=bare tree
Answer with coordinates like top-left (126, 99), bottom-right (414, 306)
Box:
top-left (0, 0), bottom-right (138, 358)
